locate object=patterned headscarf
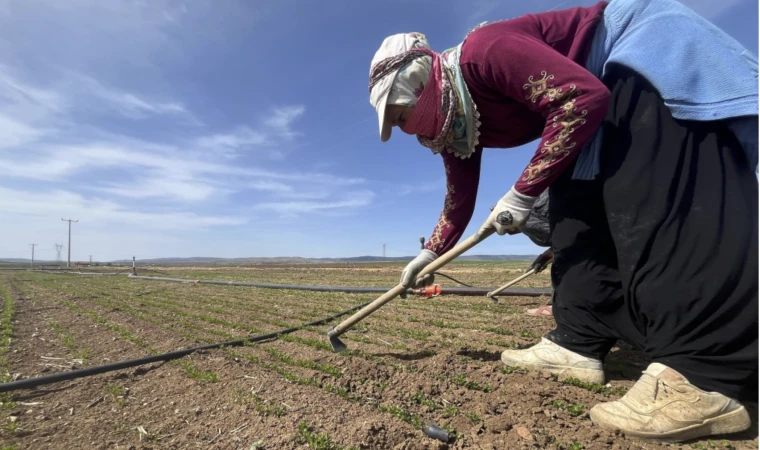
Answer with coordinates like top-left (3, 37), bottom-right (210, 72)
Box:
top-left (387, 56), bottom-right (432, 107)
top-left (369, 34), bottom-right (480, 159)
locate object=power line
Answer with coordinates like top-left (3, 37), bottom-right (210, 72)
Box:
top-left (61, 218), bottom-right (79, 268)
top-left (29, 244), bottom-right (37, 268)
top-left (55, 243), bottom-right (63, 263)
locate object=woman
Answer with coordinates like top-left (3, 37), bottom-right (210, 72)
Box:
top-left (368, 0), bottom-right (757, 442)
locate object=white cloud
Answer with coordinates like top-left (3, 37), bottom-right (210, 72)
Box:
top-left (264, 105), bottom-right (305, 140)
top-left (93, 177), bottom-right (219, 202)
top-left (195, 126), bottom-right (273, 158)
top-left (66, 73), bottom-right (195, 121)
top-left (249, 180), bottom-right (294, 193)
top-left (0, 65), bottom-right (65, 113)
top-left (0, 115), bottom-right (50, 149)
top-left (197, 126), bottom-right (268, 149)
top-left (254, 191), bottom-right (375, 216)
top-left (246, 181), bottom-right (332, 200)
top-left (394, 179), bottom-right (443, 196)
top-left (0, 186), bottom-right (245, 231)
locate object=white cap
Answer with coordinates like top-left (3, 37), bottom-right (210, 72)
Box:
top-left (369, 32), bottom-right (428, 142)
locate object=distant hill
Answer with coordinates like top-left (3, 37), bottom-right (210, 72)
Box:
top-left (2, 254), bottom-right (538, 266)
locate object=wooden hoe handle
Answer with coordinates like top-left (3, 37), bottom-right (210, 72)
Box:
top-left (486, 269), bottom-right (536, 299)
top-left (328, 229), bottom-right (495, 338)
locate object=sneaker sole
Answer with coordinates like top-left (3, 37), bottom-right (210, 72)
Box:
top-left (590, 405), bottom-right (751, 443)
top-left (500, 354), bottom-right (605, 384)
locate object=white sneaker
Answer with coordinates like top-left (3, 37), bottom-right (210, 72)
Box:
top-left (589, 363), bottom-right (751, 442)
top-left (501, 337), bottom-right (605, 384)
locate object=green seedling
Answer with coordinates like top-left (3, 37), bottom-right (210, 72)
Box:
top-left (5, 420), bottom-right (20, 433)
top-left (552, 400), bottom-right (586, 417)
top-left (411, 392), bottom-right (439, 411)
top-left (484, 327), bottom-right (514, 336)
top-left (500, 365), bottom-right (528, 375)
top-left (0, 394), bottom-right (16, 411)
top-left (398, 328), bottom-right (431, 341)
top-left (442, 404), bottom-right (459, 418)
top-left (264, 347), bottom-right (342, 377)
top-left (178, 360), bottom-right (218, 383)
top-left (107, 383), bottom-right (124, 396)
top-left (427, 319), bottom-right (460, 329)
top-left (297, 421), bottom-right (358, 450)
top-left (519, 329), bottom-right (536, 338)
top-left (561, 377), bottom-right (628, 396)
top-left (378, 404), bottom-right (423, 429)
top-left (451, 374), bottom-right (492, 393)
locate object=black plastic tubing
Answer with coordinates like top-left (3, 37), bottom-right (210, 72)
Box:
top-left (127, 274), bottom-right (552, 297)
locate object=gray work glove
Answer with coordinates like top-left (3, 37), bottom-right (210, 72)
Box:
top-left (400, 249), bottom-right (437, 288)
top-left (520, 190), bottom-right (551, 247)
top-left (529, 248), bottom-right (553, 274)
top-left (479, 186), bottom-right (538, 236)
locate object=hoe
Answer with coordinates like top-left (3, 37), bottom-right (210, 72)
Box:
top-left (327, 228), bottom-right (495, 352)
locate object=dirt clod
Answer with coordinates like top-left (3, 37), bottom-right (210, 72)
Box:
top-left (515, 425), bottom-right (533, 441)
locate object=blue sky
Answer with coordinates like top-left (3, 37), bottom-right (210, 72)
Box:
top-left (1, 0), bottom-right (757, 262)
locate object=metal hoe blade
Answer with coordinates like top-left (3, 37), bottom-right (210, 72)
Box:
top-left (327, 327), bottom-right (348, 353)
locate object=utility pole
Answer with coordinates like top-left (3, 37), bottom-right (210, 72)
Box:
top-left (61, 218), bottom-right (78, 268)
top-left (382, 244), bottom-right (386, 258)
top-left (55, 243), bottom-right (63, 263)
top-left (89, 255), bottom-right (93, 264)
top-left (29, 244), bottom-right (37, 268)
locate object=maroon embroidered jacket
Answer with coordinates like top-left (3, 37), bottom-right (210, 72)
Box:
top-left (425, 2), bottom-right (610, 256)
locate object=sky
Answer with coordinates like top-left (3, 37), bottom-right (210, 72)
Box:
top-left (0, 0), bottom-right (757, 262)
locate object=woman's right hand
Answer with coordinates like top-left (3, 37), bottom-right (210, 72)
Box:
top-left (400, 249), bottom-right (437, 288)
top-left (528, 248), bottom-right (553, 273)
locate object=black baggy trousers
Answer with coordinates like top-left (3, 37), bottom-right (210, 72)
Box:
top-left (546, 65), bottom-right (758, 401)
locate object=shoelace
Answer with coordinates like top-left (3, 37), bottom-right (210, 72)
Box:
top-left (651, 377), bottom-right (687, 402)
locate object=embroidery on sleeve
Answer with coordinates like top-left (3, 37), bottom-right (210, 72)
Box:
top-left (427, 165), bottom-right (455, 252)
top-left (520, 71), bottom-right (588, 184)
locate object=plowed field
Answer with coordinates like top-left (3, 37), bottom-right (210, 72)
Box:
top-left (0, 263), bottom-right (756, 449)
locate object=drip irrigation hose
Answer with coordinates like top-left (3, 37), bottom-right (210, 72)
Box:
top-left (127, 274), bottom-right (551, 297)
top-left (431, 272), bottom-right (473, 287)
top-left (135, 267), bottom-right (172, 276)
top-left (0, 299), bottom-right (372, 393)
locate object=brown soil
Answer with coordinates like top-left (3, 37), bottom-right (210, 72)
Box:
top-left (1, 268), bottom-right (757, 450)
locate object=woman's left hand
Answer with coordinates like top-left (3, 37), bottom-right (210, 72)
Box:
top-left (479, 186), bottom-right (537, 235)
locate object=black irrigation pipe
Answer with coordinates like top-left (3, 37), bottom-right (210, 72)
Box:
top-left (0, 299), bottom-right (372, 393)
top-left (127, 274), bottom-right (552, 297)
